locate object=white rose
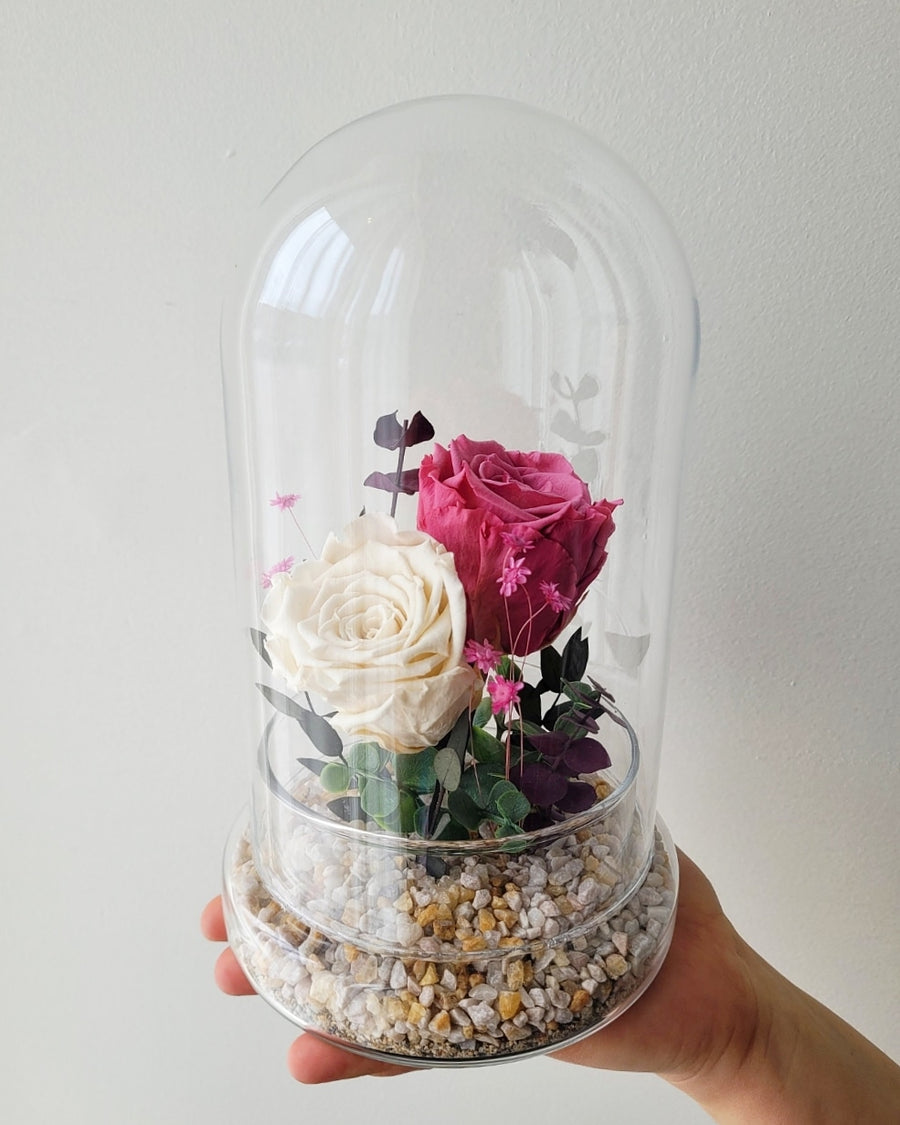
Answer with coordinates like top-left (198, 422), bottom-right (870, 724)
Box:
top-left (261, 513), bottom-right (479, 754)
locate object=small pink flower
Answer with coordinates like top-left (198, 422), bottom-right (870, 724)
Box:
top-left (269, 492), bottom-right (301, 511)
top-left (539, 580), bottom-right (573, 615)
top-left (498, 556), bottom-right (531, 598)
top-left (487, 675), bottom-right (523, 716)
top-left (260, 556), bottom-right (295, 588)
top-left (464, 638), bottom-right (502, 674)
top-left (500, 529), bottom-right (536, 553)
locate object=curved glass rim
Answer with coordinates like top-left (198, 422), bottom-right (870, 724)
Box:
top-left (223, 813), bottom-right (677, 1065)
top-left (258, 698), bottom-right (640, 855)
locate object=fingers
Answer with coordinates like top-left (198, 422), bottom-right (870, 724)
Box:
top-left (202, 895), bottom-right (255, 994)
top-left (200, 896), bottom-right (227, 941)
top-left (287, 1034), bottom-right (414, 1083)
top-left (214, 947), bottom-right (257, 995)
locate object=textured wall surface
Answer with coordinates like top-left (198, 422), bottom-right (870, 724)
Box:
top-left (2, 3), bottom-right (897, 1122)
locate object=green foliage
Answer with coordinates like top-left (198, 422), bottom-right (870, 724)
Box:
top-left (394, 746), bottom-right (437, 793)
top-left (256, 629), bottom-right (614, 841)
top-left (433, 746), bottom-right (462, 790)
top-left (320, 761), bottom-right (351, 792)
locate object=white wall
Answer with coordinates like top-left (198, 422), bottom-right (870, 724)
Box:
top-left (2, 3), bottom-right (897, 1122)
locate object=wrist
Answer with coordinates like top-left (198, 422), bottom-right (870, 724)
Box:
top-left (666, 935), bottom-right (900, 1124)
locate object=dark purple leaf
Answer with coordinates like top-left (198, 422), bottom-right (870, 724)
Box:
top-left (373, 411), bottom-right (404, 450)
top-left (588, 677), bottom-right (615, 703)
top-left (363, 469), bottom-right (420, 495)
top-left (404, 410), bottom-right (435, 447)
top-left (564, 738), bottom-right (611, 774)
top-left (527, 731), bottom-right (569, 761)
top-left (512, 762), bottom-right (569, 807)
top-left (555, 781), bottom-right (597, 814)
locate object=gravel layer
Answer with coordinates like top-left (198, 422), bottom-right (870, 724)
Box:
top-left (227, 826), bottom-right (676, 1063)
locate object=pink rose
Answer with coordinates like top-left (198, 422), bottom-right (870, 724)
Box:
top-left (417, 436), bottom-right (619, 655)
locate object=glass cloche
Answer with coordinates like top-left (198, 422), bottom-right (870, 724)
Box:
top-left (219, 95), bottom-right (697, 1065)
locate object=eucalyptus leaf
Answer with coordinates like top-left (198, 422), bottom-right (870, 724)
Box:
top-left (394, 746), bottom-right (437, 793)
top-left (414, 802), bottom-right (433, 837)
top-left (256, 684), bottom-right (344, 757)
top-left (404, 410), bottom-right (435, 447)
top-left (447, 789), bottom-right (484, 832)
top-left (435, 818), bottom-right (471, 842)
top-left (359, 777), bottom-right (401, 819)
top-left (459, 763), bottom-right (503, 804)
top-left (488, 779), bottom-right (522, 806)
top-left (433, 746), bottom-right (462, 791)
top-left (396, 791), bottom-right (419, 834)
top-left (472, 695), bottom-right (493, 727)
top-left (344, 741), bottom-right (389, 776)
top-left (373, 411), bottom-right (404, 450)
top-left (446, 710), bottom-right (470, 757)
top-left (495, 786), bottom-right (531, 824)
top-left (471, 725), bottom-right (505, 764)
top-left (363, 469), bottom-right (420, 495)
top-left (320, 761), bottom-right (351, 793)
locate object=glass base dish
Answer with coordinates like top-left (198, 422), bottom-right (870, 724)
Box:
top-left (222, 813), bottom-right (678, 1067)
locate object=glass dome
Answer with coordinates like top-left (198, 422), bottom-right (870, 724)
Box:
top-left (221, 95), bottom-right (697, 1066)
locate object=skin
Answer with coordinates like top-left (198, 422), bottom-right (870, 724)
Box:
top-left (201, 850), bottom-right (900, 1120)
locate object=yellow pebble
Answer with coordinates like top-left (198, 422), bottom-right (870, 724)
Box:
top-left (498, 991), bottom-right (521, 1020)
top-left (477, 908), bottom-right (497, 932)
top-left (570, 989), bottom-right (592, 1013)
top-left (416, 903), bottom-right (440, 927)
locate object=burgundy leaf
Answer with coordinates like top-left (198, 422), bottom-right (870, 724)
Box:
top-left (573, 713), bottom-right (600, 734)
top-left (512, 762), bottom-right (569, 808)
top-left (555, 781), bottom-right (597, 814)
top-left (588, 677), bottom-right (615, 703)
top-left (527, 731), bottom-right (569, 761)
top-left (564, 738), bottom-right (611, 774)
top-left (404, 410), bottom-right (435, 447)
top-left (373, 411), bottom-right (404, 450)
top-left (363, 469), bottom-right (421, 495)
